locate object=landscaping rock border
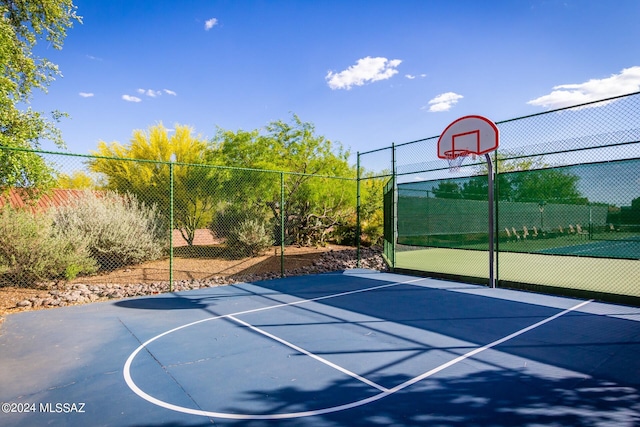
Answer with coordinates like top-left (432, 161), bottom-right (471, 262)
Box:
top-left (16, 247), bottom-right (388, 309)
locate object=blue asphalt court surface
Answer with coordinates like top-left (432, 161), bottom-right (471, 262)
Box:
top-left (1, 269), bottom-right (640, 426)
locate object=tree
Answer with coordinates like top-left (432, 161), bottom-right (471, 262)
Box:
top-left (460, 177), bottom-right (489, 201)
top-left (462, 153), bottom-right (585, 203)
top-left (0, 1), bottom-right (81, 191)
top-left (432, 180), bottom-right (462, 199)
top-left (210, 115), bottom-right (356, 246)
top-left (357, 170), bottom-right (387, 246)
top-left (57, 171), bottom-right (96, 189)
top-left (508, 168), bottom-right (586, 204)
top-left (89, 123), bottom-right (221, 246)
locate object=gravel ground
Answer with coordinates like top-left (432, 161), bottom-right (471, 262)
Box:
top-left (13, 247), bottom-right (388, 310)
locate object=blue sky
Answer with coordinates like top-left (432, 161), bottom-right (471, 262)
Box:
top-left (30, 0), bottom-right (640, 163)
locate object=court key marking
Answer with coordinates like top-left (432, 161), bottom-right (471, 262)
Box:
top-left (123, 278), bottom-right (593, 420)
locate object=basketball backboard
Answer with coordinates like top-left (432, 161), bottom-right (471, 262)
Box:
top-left (437, 115), bottom-right (499, 159)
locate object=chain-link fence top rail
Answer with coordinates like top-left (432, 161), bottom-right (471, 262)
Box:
top-left (0, 147), bottom-right (358, 289)
top-left (359, 91), bottom-right (640, 181)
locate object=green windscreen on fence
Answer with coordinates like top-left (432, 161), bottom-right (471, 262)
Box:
top-left (393, 158), bottom-right (640, 261)
top-left (383, 177), bottom-right (394, 264)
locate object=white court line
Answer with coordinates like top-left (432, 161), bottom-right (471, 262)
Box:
top-left (123, 276), bottom-right (593, 420)
top-left (385, 298), bottom-right (594, 393)
top-left (228, 315), bottom-right (389, 392)
top-left (123, 277), bottom-right (423, 413)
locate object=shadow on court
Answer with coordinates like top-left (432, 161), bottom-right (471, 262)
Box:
top-left (254, 274), bottom-right (640, 388)
top-left (121, 273), bottom-right (640, 425)
top-left (218, 369), bottom-right (638, 426)
top-left (114, 295), bottom-right (212, 310)
top-left (3, 271), bottom-right (639, 426)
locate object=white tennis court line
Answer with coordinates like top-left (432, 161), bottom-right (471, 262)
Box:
top-left (228, 315), bottom-right (390, 392)
top-left (123, 276), bottom-right (593, 420)
top-left (543, 239), bottom-right (635, 255)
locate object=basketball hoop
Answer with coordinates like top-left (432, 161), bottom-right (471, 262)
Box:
top-left (444, 150), bottom-right (470, 173)
top-left (437, 115), bottom-right (499, 173)
top-left (437, 115), bottom-right (500, 288)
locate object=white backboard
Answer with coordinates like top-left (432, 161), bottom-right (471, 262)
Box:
top-left (437, 115), bottom-right (499, 158)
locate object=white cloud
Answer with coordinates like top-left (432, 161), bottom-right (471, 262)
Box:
top-left (79, 92), bottom-right (94, 98)
top-left (136, 88), bottom-right (177, 98)
top-left (527, 66), bottom-right (640, 110)
top-left (405, 73), bottom-right (427, 80)
top-left (326, 56), bottom-right (402, 90)
top-left (122, 94), bottom-right (142, 103)
top-left (424, 92), bottom-right (464, 112)
top-left (137, 88), bottom-right (169, 97)
top-left (205, 18), bottom-right (218, 31)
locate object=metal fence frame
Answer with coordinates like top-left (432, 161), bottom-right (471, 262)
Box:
top-left (358, 91), bottom-right (640, 305)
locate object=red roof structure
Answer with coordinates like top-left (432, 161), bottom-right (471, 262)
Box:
top-left (0, 189), bottom-right (91, 213)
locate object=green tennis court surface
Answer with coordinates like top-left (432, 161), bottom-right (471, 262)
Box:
top-left (400, 232), bottom-right (640, 260)
top-left (396, 247), bottom-right (640, 299)
top-left (1, 270), bottom-right (639, 426)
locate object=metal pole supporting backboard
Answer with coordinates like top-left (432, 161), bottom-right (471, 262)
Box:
top-left (392, 143), bottom-right (398, 268)
top-left (485, 153), bottom-right (495, 288)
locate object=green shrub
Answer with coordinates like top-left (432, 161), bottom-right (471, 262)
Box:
top-left (208, 206), bottom-right (253, 239)
top-left (53, 191), bottom-right (168, 270)
top-left (0, 206), bottom-right (97, 287)
top-left (227, 218), bottom-right (273, 257)
top-left (333, 222), bottom-right (357, 246)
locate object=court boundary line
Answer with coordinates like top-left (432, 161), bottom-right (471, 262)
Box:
top-left (123, 276), bottom-right (593, 420)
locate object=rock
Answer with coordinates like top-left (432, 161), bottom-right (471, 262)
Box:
top-left (24, 248), bottom-right (388, 309)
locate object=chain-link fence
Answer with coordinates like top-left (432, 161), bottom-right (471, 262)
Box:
top-left (0, 148), bottom-right (363, 293)
top-left (359, 91), bottom-right (640, 305)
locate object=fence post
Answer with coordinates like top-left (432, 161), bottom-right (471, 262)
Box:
top-left (356, 153), bottom-right (361, 268)
top-left (280, 172), bottom-right (285, 277)
top-left (392, 143), bottom-right (397, 269)
top-left (486, 153), bottom-right (496, 289)
top-left (589, 203), bottom-right (593, 239)
top-left (494, 150), bottom-right (499, 288)
top-left (169, 158), bottom-right (174, 292)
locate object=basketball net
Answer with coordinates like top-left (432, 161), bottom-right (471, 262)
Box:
top-left (445, 151), bottom-right (473, 173)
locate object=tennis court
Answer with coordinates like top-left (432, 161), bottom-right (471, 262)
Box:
top-left (1, 269), bottom-right (639, 426)
top-left (539, 238), bottom-right (640, 259)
